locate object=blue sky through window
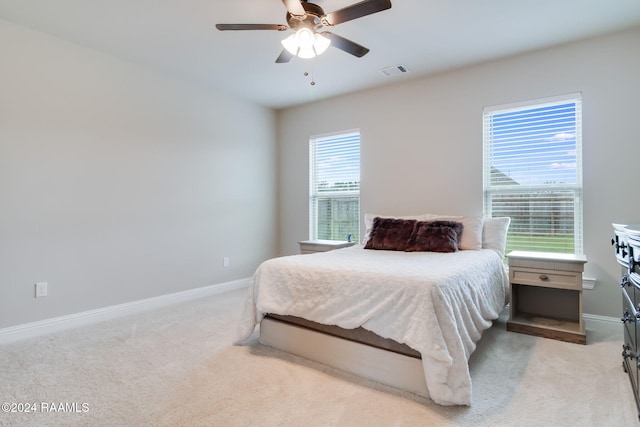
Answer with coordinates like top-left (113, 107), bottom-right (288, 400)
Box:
top-left (488, 102), bottom-right (578, 186)
top-left (314, 133), bottom-right (360, 189)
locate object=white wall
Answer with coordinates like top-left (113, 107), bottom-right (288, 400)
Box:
top-left (277, 26), bottom-right (640, 318)
top-left (0, 18), bottom-right (277, 329)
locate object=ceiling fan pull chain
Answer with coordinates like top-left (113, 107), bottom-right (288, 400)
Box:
top-left (304, 71), bottom-right (315, 86)
top-left (304, 59), bottom-right (316, 86)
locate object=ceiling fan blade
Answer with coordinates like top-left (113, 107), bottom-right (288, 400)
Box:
top-left (276, 49), bottom-right (295, 64)
top-left (321, 32), bottom-right (369, 57)
top-left (281, 0), bottom-right (306, 16)
top-left (323, 0), bottom-right (392, 26)
top-left (215, 24), bottom-right (288, 31)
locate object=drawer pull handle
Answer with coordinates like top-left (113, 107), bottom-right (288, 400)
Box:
top-left (621, 275), bottom-right (630, 288)
top-left (622, 310), bottom-right (636, 324)
top-left (623, 344), bottom-right (633, 360)
top-left (539, 274), bottom-right (549, 281)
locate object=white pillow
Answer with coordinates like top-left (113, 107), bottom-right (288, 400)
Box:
top-left (482, 217), bottom-right (511, 257)
top-left (428, 215), bottom-right (485, 251)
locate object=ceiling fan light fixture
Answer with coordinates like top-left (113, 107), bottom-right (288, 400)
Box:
top-left (313, 33), bottom-right (331, 55)
top-left (281, 33), bottom-right (299, 55)
top-left (296, 27), bottom-right (315, 48)
top-left (298, 45), bottom-right (316, 59)
top-left (281, 28), bottom-right (331, 59)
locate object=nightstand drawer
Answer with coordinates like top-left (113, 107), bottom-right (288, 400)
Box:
top-left (510, 267), bottom-right (582, 290)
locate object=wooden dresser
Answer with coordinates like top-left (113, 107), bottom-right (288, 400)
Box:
top-left (612, 223), bottom-right (640, 420)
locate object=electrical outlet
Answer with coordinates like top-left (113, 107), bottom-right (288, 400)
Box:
top-left (35, 282), bottom-right (48, 298)
top-left (223, 257), bottom-right (230, 267)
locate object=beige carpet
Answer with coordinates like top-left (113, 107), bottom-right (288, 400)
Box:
top-left (0, 287), bottom-right (637, 426)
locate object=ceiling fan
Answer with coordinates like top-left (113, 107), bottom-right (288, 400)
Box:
top-left (216, 0), bottom-right (392, 63)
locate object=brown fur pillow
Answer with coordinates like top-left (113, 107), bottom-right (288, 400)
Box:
top-left (405, 221), bottom-right (464, 253)
top-left (364, 217), bottom-right (417, 251)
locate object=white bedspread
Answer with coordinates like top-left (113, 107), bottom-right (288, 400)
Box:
top-left (236, 246), bottom-right (508, 406)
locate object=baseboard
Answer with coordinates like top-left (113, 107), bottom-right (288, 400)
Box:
top-left (582, 277), bottom-right (596, 290)
top-left (584, 313), bottom-right (622, 339)
top-left (0, 278), bottom-right (250, 345)
top-left (0, 282), bottom-right (620, 346)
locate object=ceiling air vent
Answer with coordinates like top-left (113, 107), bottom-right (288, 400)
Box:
top-left (379, 65), bottom-right (408, 77)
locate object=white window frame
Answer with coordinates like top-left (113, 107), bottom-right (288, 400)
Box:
top-left (483, 93), bottom-right (583, 255)
top-left (309, 130), bottom-right (360, 242)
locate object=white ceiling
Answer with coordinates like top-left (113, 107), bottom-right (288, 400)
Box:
top-left (1, 0), bottom-right (640, 109)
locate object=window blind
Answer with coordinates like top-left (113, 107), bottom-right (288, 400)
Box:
top-left (483, 94), bottom-right (583, 254)
top-left (310, 131), bottom-right (360, 241)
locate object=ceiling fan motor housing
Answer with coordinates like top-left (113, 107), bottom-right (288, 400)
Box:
top-left (286, 2), bottom-right (325, 30)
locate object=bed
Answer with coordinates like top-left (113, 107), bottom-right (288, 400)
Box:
top-left (235, 214), bottom-right (511, 406)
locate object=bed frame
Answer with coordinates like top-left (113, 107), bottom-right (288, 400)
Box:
top-left (259, 314), bottom-right (429, 397)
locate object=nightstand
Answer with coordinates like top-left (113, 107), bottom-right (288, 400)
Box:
top-left (506, 250), bottom-right (587, 344)
top-left (298, 239), bottom-right (355, 254)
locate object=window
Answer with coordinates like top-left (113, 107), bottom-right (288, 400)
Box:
top-left (483, 93), bottom-right (583, 254)
top-left (310, 130), bottom-right (360, 242)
